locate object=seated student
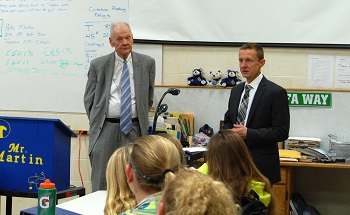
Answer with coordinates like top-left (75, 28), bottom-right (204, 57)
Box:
top-left (197, 129), bottom-right (276, 214)
top-left (105, 144), bottom-right (136, 215)
top-left (157, 169), bottom-right (240, 215)
top-left (156, 132), bottom-right (185, 165)
top-left (120, 135), bottom-right (182, 215)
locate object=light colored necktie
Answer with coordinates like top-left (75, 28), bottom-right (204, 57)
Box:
top-left (120, 61), bottom-right (132, 134)
top-left (236, 84), bottom-right (252, 125)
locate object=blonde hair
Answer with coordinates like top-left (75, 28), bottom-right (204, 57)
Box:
top-left (161, 169), bottom-right (240, 215)
top-left (104, 144), bottom-right (136, 215)
top-left (131, 135), bottom-right (181, 191)
top-left (157, 132), bottom-right (185, 165)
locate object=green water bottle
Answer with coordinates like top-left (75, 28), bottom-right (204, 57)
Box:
top-left (38, 179), bottom-right (57, 215)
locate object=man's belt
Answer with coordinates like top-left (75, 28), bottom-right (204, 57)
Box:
top-left (105, 118), bottom-right (139, 123)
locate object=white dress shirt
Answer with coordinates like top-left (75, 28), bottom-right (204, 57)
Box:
top-left (238, 73), bottom-right (263, 126)
top-left (107, 53), bottom-right (137, 118)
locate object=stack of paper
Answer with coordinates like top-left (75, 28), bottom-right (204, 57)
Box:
top-left (287, 137), bottom-right (321, 148)
top-left (289, 147), bottom-right (331, 160)
top-left (279, 149), bottom-right (301, 162)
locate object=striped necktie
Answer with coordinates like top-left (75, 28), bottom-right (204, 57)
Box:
top-left (120, 60), bottom-right (132, 134)
top-left (236, 84), bottom-right (252, 125)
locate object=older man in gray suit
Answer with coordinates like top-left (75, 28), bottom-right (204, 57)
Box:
top-left (84, 22), bottom-right (155, 191)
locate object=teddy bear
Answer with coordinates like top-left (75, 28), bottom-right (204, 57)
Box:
top-left (187, 68), bottom-right (208, 86)
top-left (207, 70), bottom-right (222, 86)
top-left (220, 70), bottom-right (242, 87)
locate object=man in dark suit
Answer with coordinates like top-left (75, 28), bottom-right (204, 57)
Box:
top-left (223, 43), bottom-right (290, 184)
top-left (84, 22), bottom-right (155, 191)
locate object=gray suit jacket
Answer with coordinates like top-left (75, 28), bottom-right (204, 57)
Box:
top-left (84, 51), bottom-right (156, 154)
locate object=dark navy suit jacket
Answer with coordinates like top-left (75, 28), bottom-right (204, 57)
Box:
top-left (223, 76), bottom-right (290, 184)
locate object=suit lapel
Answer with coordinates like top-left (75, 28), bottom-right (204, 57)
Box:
top-left (105, 52), bottom-right (115, 106)
top-left (131, 52), bottom-right (142, 103)
top-left (246, 76), bottom-right (267, 126)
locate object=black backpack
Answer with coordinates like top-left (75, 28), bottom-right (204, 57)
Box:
top-left (241, 190), bottom-right (268, 215)
top-left (290, 193), bottom-right (321, 215)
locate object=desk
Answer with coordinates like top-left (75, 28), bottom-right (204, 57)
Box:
top-left (273, 162), bottom-right (350, 215)
top-left (0, 186), bottom-right (85, 215)
top-left (58, 190), bottom-right (106, 215)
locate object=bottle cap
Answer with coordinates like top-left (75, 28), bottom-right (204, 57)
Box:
top-left (40, 179), bottom-right (56, 188)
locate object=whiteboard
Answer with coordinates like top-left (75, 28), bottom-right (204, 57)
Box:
top-left (0, 0), bottom-right (162, 113)
top-left (0, 0), bottom-right (128, 113)
top-left (130, 0), bottom-right (350, 46)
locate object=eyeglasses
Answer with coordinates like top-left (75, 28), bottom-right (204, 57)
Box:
top-left (116, 36), bottom-right (132, 43)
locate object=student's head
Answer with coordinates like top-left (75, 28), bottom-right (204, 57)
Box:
top-left (156, 132), bottom-right (185, 165)
top-left (239, 42), bottom-right (265, 83)
top-left (206, 130), bottom-right (271, 201)
top-left (109, 22), bottom-right (134, 60)
top-left (125, 135), bottom-right (181, 202)
top-left (157, 169), bottom-right (240, 215)
top-left (105, 144), bottom-right (135, 215)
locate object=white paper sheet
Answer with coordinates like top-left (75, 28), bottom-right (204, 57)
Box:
top-left (183, 147), bottom-right (207, 152)
top-left (335, 56), bottom-right (350, 88)
top-left (308, 55), bottom-right (334, 88)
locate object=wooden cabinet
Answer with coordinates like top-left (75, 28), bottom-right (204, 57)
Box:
top-left (272, 167), bottom-right (294, 215)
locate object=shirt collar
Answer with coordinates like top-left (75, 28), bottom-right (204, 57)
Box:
top-left (247, 73), bottom-right (263, 90)
top-left (114, 52), bottom-right (131, 63)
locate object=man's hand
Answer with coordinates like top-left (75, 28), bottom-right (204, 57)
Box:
top-left (232, 124), bottom-right (247, 139)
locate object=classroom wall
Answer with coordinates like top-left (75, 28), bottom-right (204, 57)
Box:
top-left (1, 44), bottom-right (350, 214)
top-left (162, 45), bottom-right (350, 88)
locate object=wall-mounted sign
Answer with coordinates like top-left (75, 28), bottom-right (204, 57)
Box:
top-left (287, 91), bottom-right (332, 107)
